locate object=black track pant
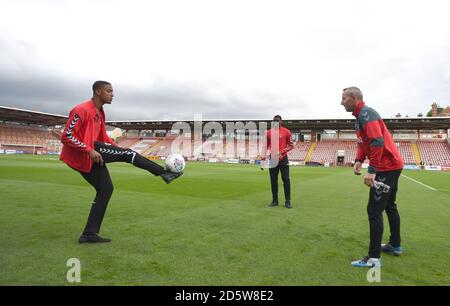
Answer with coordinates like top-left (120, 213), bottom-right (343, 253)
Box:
top-left (269, 157), bottom-right (291, 202)
top-left (367, 169), bottom-right (402, 258)
top-left (79, 142), bottom-right (165, 235)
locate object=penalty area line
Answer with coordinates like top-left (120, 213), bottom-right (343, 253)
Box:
top-left (401, 174), bottom-right (436, 191)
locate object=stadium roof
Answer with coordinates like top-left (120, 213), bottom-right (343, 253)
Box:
top-left (2, 106), bottom-right (450, 131)
top-left (0, 106), bottom-right (68, 126)
top-left (106, 117), bottom-right (450, 131)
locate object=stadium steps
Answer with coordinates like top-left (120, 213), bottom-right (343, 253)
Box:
top-left (417, 140), bottom-right (450, 166)
top-left (412, 143), bottom-right (421, 165)
top-left (115, 137), bottom-right (141, 149)
top-left (128, 139), bottom-right (142, 148)
top-left (305, 142), bottom-right (316, 162)
top-left (51, 130), bottom-right (62, 139)
top-left (145, 139), bottom-right (170, 156)
top-left (142, 140), bottom-right (162, 156)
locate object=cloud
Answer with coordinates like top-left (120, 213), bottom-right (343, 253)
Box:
top-left (1, 0), bottom-right (450, 122)
top-left (0, 35), bottom-right (313, 120)
top-left (0, 38), bottom-right (90, 114)
top-left (0, 61), bottom-right (308, 120)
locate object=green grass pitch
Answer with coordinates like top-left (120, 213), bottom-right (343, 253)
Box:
top-left (1, 155), bottom-right (449, 285)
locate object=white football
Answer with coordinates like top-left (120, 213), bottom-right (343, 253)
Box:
top-left (165, 154), bottom-right (185, 173)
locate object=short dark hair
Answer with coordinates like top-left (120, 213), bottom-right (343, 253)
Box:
top-left (92, 81), bottom-right (111, 94)
top-left (273, 115), bottom-right (282, 121)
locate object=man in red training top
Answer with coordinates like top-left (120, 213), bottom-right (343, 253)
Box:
top-left (261, 115), bottom-right (294, 208)
top-left (341, 87), bottom-right (404, 268)
top-left (61, 81), bottom-right (182, 244)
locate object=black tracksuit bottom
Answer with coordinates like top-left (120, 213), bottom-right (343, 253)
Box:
top-left (367, 169), bottom-right (402, 258)
top-left (79, 142), bottom-right (164, 235)
top-left (269, 157), bottom-right (291, 202)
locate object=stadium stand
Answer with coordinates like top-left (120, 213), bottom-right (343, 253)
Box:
top-left (304, 140), bottom-right (438, 166)
top-left (417, 140), bottom-right (450, 166)
top-left (396, 141), bottom-right (416, 165)
top-left (288, 141), bottom-right (311, 161)
top-left (3, 106), bottom-right (450, 167)
top-left (108, 135), bottom-right (450, 167)
top-left (308, 140), bottom-right (357, 165)
top-left (197, 139), bottom-right (227, 158)
top-left (129, 139), bottom-right (160, 154)
top-left (0, 123), bottom-right (61, 153)
top-left (146, 136), bottom-right (177, 157)
top-left (115, 137), bottom-right (140, 148)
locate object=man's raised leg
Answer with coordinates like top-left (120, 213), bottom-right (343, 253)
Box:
top-left (94, 141), bottom-right (182, 183)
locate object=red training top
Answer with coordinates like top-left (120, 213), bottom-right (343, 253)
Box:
top-left (60, 99), bottom-right (116, 173)
top-left (352, 101), bottom-right (404, 173)
top-left (262, 126), bottom-right (294, 161)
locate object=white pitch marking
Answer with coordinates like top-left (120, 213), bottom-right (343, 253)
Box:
top-left (401, 174), bottom-right (436, 191)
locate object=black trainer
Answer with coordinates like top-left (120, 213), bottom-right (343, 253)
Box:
top-left (79, 234), bottom-right (111, 244)
top-left (285, 201), bottom-right (292, 209)
top-left (268, 201), bottom-right (279, 207)
top-left (161, 170), bottom-right (183, 184)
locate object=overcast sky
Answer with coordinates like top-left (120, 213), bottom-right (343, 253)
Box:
top-left (1, 0), bottom-right (450, 121)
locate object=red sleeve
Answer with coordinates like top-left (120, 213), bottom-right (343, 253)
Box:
top-left (61, 111), bottom-right (93, 153)
top-left (364, 120), bottom-right (384, 174)
top-left (261, 130), bottom-right (270, 160)
top-left (355, 142), bottom-right (366, 162)
top-left (285, 130), bottom-right (293, 153)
